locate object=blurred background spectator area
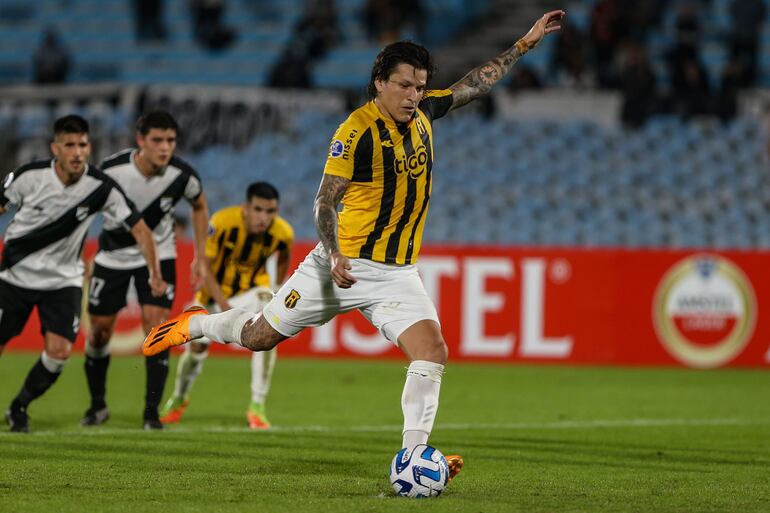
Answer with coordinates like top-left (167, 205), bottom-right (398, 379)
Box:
top-left (0, 0), bottom-right (769, 249)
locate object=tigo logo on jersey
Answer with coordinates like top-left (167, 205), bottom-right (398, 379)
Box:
top-left (394, 145), bottom-right (428, 179)
top-left (284, 289), bottom-right (301, 309)
top-left (653, 254), bottom-right (756, 368)
top-left (329, 140), bottom-right (344, 158)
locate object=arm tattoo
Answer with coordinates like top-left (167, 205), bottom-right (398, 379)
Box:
top-left (449, 43), bottom-right (526, 110)
top-left (313, 174), bottom-right (350, 255)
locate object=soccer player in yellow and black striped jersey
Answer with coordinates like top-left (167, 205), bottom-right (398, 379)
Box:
top-left (144, 10), bottom-right (564, 480)
top-left (160, 181), bottom-right (293, 429)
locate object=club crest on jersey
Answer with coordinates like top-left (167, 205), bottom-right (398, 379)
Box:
top-left (3, 172), bottom-right (14, 189)
top-left (284, 289), bottom-right (301, 309)
top-left (329, 140), bottom-right (344, 158)
top-left (76, 206), bottom-right (89, 221)
top-left (160, 196), bottom-right (173, 212)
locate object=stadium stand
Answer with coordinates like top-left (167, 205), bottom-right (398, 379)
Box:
top-left (181, 110), bottom-right (769, 248)
top-left (0, 0), bottom-right (767, 249)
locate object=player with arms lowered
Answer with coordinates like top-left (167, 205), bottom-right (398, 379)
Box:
top-left (143, 10), bottom-right (563, 479)
top-left (160, 181), bottom-right (293, 429)
top-left (84, 110), bottom-right (210, 430)
top-left (0, 115), bottom-right (165, 433)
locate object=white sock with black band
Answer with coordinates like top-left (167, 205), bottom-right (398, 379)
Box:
top-left (401, 360), bottom-right (444, 449)
top-left (188, 308), bottom-right (257, 345)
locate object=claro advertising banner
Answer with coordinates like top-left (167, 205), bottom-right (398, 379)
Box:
top-left (5, 241), bottom-right (769, 368)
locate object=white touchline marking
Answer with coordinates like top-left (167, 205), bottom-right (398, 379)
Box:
top-left (1, 417), bottom-right (767, 437)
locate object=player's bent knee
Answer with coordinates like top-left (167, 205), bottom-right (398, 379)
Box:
top-left (88, 327), bottom-right (112, 348)
top-left (88, 316), bottom-right (116, 347)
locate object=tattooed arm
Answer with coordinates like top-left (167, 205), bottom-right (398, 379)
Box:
top-left (313, 174), bottom-right (357, 288)
top-left (449, 10), bottom-right (565, 111)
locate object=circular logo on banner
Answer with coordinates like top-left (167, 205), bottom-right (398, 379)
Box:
top-left (653, 254), bottom-right (756, 368)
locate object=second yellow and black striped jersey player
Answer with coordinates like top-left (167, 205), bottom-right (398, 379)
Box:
top-left (323, 89), bottom-right (453, 265)
top-left (195, 205), bottom-right (294, 305)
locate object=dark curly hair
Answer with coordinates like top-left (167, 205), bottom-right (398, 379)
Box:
top-left (367, 41), bottom-right (435, 99)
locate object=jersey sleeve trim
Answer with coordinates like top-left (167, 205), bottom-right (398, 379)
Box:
top-left (419, 89), bottom-right (454, 121)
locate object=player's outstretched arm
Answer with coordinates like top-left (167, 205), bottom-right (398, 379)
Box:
top-left (313, 174), bottom-right (357, 288)
top-left (448, 9), bottom-right (565, 111)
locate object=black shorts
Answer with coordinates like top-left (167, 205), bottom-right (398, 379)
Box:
top-left (0, 279), bottom-right (82, 345)
top-left (87, 259), bottom-right (177, 316)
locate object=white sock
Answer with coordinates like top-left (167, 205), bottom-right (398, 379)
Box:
top-left (41, 351), bottom-right (67, 374)
top-left (173, 348), bottom-right (208, 399)
top-left (188, 308), bottom-right (256, 345)
top-left (250, 348), bottom-right (277, 404)
top-left (85, 342), bottom-right (110, 359)
top-left (401, 360), bottom-right (444, 449)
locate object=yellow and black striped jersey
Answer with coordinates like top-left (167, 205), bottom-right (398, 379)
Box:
top-left (323, 90), bottom-right (453, 265)
top-left (196, 205), bottom-right (294, 304)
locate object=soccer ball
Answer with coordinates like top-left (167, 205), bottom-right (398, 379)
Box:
top-left (389, 444), bottom-right (449, 498)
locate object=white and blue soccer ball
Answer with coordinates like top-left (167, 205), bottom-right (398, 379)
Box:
top-left (389, 444), bottom-right (449, 498)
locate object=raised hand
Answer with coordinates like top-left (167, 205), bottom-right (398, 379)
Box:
top-left (521, 10), bottom-right (566, 49)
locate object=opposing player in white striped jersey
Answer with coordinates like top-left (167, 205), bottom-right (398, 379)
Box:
top-left (0, 115), bottom-right (165, 433)
top-left (84, 110), bottom-right (210, 430)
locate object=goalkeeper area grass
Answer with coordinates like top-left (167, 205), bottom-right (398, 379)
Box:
top-left (1, 353), bottom-right (769, 513)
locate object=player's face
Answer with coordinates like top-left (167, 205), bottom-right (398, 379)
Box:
top-left (242, 197), bottom-right (278, 235)
top-left (51, 132), bottom-right (91, 181)
top-left (375, 63), bottom-right (427, 123)
top-left (137, 128), bottom-right (177, 169)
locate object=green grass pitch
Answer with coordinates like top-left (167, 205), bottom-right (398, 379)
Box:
top-left (1, 353), bottom-right (769, 512)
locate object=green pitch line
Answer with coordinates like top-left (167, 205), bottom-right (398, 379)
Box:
top-left (1, 354), bottom-right (769, 513)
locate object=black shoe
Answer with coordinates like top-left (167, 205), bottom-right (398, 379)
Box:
top-left (80, 406), bottom-right (110, 426)
top-left (143, 417), bottom-right (163, 431)
top-left (5, 406), bottom-right (30, 433)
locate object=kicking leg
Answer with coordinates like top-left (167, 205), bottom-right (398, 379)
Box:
top-left (143, 307), bottom-right (287, 355)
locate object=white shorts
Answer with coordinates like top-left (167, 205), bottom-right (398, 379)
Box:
top-left (263, 243), bottom-right (439, 343)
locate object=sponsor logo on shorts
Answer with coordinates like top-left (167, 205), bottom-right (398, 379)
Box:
top-left (329, 140), bottom-right (344, 158)
top-left (284, 289), bottom-right (301, 309)
top-left (653, 254), bottom-right (756, 368)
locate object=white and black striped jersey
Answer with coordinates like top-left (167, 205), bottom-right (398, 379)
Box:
top-left (0, 159), bottom-right (141, 290)
top-left (94, 149), bottom-right (202, 270)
